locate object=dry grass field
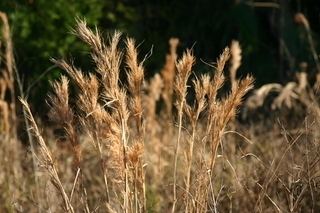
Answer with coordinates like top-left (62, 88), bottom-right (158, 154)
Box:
top-left (1, 12), bottom-right (320, 212)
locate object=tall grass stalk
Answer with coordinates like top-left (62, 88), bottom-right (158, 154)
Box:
top-left (172, 50), bottom-right (195, 213)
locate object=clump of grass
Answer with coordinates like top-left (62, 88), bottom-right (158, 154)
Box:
top-left (171, 47), bottom-right (253, 213)
top-left (50, 20), bottom-right (147, 212)
top-left (18, 18), bottom-right (252, 212)
top-left (2, 9), bottom-right (320, 213)
top-left (15, 18), bottom-right (255, 212)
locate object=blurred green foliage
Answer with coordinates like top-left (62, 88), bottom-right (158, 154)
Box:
top-left (0, 0), bottom-right (319, 109)
top-left (1, 0), bottom-right (137, 105)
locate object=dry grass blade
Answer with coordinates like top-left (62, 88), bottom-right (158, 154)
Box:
top-left (161, 38), bottom-right (179, 117)
top-left (126, 37), bottom-right (144, 135)
top-left (296, 72), bottom-right (308, 93)
top-left (230, 40), bottom-right (242, 90)
top-left (0, 12), bottom-right (16, 136)
top-left (206, 47), bottom-right (229, 115)
top-left (172, 50), bottom-right (195, 213)
top-left (209, 75), bottom-right (254, 169)
top-left (48, 76), bottom-right (73, 124)
top-left (206, 47), bottom-right (230, 137)
top-left (48, 76), bottom-right (81, 166)
top-left (222, 75), bottom-right (255, 123)
top-left (19, 98), bottom-right (74, 213)
top-left (184, 75), bottom-right (208, 213)
top-left (75, 19), bottom-right (123, 89)
top-left (272, 82), bottom-right (298, 110)
top-left (245, 83), bottom-right (283, 109)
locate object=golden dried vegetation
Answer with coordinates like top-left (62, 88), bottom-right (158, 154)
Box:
top-left (1, 14), bottom-right (320, 213)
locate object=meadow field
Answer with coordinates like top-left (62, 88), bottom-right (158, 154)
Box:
top-left (1, 11), bottom-right (320, 212)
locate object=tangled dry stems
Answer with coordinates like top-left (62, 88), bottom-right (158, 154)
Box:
top-left (19, 19), bottom-right (254, 212)
top-left (1, 15), bottom-right (320, 213)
